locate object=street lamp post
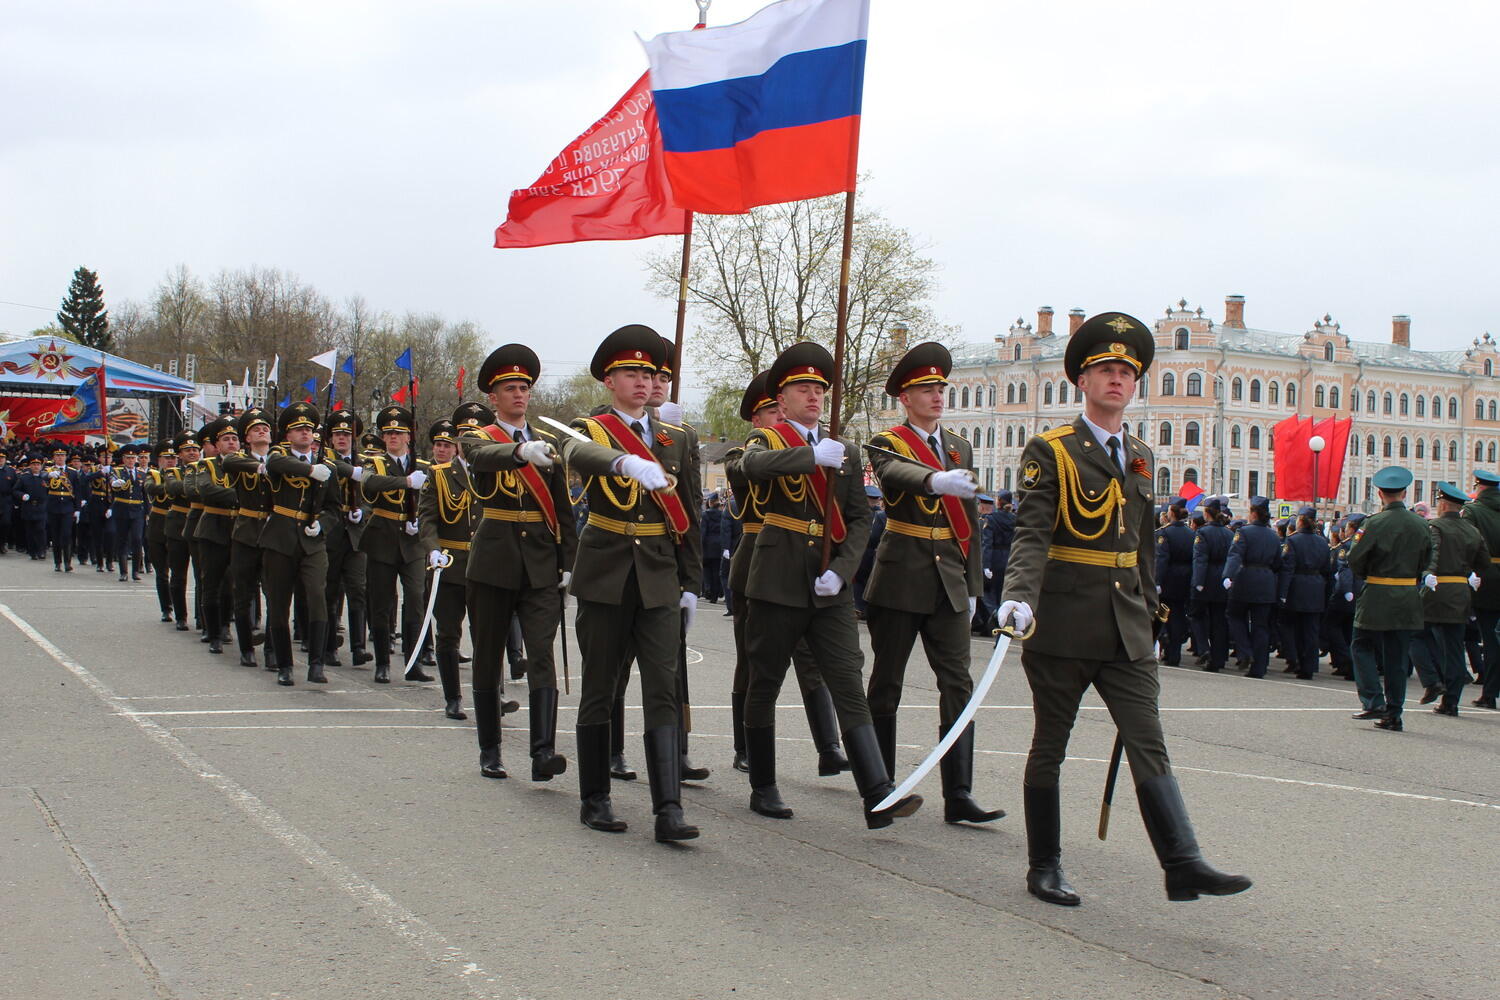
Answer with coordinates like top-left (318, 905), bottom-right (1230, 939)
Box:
top-left (1309, 433), bottom-right (1326, 518)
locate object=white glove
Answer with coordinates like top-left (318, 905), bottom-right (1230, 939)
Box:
top-left (347, 508), bottom-right (363, 524)
top-left (428, 549), bottom-right (451, 569)
top-left (48, 470), bottom-right (60, 480)
top-left (1222, 578), bottom-right (1233, 590)
top-left (309, 463), bottom-right (331, 482)
top-left (79, 500), bottom-right (87, 508)
top-left (657, 401), bottom-right (684, 426)
top-left (404, 520), bottom-right (420, 536)
top-left (928, 468), bottom-right (977, 499)
top-left (406, 470), bottom-right (428, 490)
top-left (722, 549), bottom-right (731, 560)
top-left (105, 508), bottom-right (112, 519)
top-left (517, 440), bottom-right (554, 468)
top-left (559, 570), bottom-right (572, 590)
top-left (1424, 573), bottom-right (1438, 590)
top-left (1155, 585), bottom-right (1162, 594)
top-left (350, 465), bottom-right (365, 482)
top-left (1345, 592), bottom-right (1354, 602)
top-left (1470, 572), bottom-right (1482, 591)
top-left (1195, 584), bottom-right (1204, 592)
top-left (618, 455), bottom-right (669, 491)
top-left (813, 570), bottom-right (844, 597)
top-left (111, 478), bottom-right (125, 489)
top-left (73, 511), bottom-right (80, 523)
top-left (679, 591), bottom-right (697, 630)
top-left (995, 599), bottom-right (1034, 632)
top-left (968, 597), bottom-right (977, 618)
top-left (983, 568), bottom-right (993, 580)
top-left (812, 437), bottom-right (845, 469)
top-left (303, 521), bottom-right (322, 537)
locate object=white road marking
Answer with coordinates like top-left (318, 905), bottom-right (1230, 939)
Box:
top-left (127, 708), bottom-right (438, 716)
top-left (0, 603), bottom-right (506, 999)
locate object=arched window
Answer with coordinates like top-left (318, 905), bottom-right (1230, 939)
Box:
top-left (1138, 377), bottom-right (1148, 400)
top-left (1003, 467), bottom-right (1012, 489)
top-left (1269, 381), bottom-right (1280, 405)
top-left (1286, 382), bottom-right (1297, 406)
top-left (1184, 467), bottom-right (1199, 484)
top-left (1350, 435), bottom-right (1359, 456)
top-left (1042, 383), bottom-right (1052, 405)
top-left (1013, 344), bottom-right (1022, 361)
top-left (1018, 384), bottom-right (1027, 403)
top-left (1006, 384), bottom-right (1016, 405)
top-left (1384, 436), bottom-right (1393, 458)
top-left (1186, 372), bottom-right (1203, 396)
top-left (1450, 398), bottom-right (1459, 420)
top-left (1324, 342), bottom-right (1335, 362)
top-left (1351, 391), bottom-right (1360, 413)
top-left (1491, 442), bottom-right (1498, 464)
top-left (1488, 359), bottom-right (1495, 377)
top-left (986, 426), bottom-right (995, 447)
top-left (1400, 393), bottom-right (1410, 417)
top-left (1005, 426), bottom-right (1014, 448)
top-left (1491, 401), bottom-right (1498, 422)
top-left (1477, 400), bottom-right (1485, 421)
top-left (1161, 372), bottom-right (1176, 396)
top-left (1432, 437), bottom-right (1441, 462)
top-left (1231, 377), bottom-right (1243, 401)
top-left (1157, 467), bottom-right (1171, 495)
top-left (1367, 390), bottom-right (1376, 413)
top-left (1330, 386), bottom-right (1341, 409)
top-left (1249, 427), bottom-right (1262, 450)
top-left (1384, 392), bottom-right (1394, 415)
top-left (1366, 435), bottom-right (1375, 456)
top-left (1185, 421), bottom-right (1201, 446)
top-left (1450, 440), bottom-right (1459, 462)
top-left (1174, 328), bottom-right (1189, 350)
top-left (1231, 425), bottom-right (1243, 449)
top-left (1159, 422), bottom-right (1173, 446)
top-left (1268, 431), bottom-right (1275, 452)
top-left (1315, 385), bottom-right (1326, 407)
top-left (949, 387), bottom-right (957, 408)
top-left (1415, 395), bottom-right (1425, 418)
top-left (1431, 395), bottom-right (1441, 419)
top-left (961, 386), bottom-right (970, 408)
top-left (1416, 438), bottom-right (1425, 459)
top-left (1058, 382), bottom-right (1069, 406)
top-left (1477, 441), bottom-right (1486, 462)
top-left (1399, 437), bottom-right (1409, 459)
top-left (1250, 379), bottom-right (1262, 403)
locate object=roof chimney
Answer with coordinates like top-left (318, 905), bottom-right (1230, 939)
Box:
top-left (1224, 295), bottom-right (1245, 329)
top-left (1036, 306), bottom-right (1054, 338)
top-left (1392, 314), bottom-right (1410, 348)
top-left (1068, 308), bottom-right (1086, 335)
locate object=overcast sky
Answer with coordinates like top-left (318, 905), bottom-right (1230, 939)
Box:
top-left (4, 0), bottom-right (1497, 393)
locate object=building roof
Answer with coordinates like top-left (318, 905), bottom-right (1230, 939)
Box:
top-left (0, 337), bottom-right (195, 396)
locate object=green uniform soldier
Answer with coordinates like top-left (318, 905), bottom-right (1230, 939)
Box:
top-left (161, 431), bottom-right (200, 630)
top-left (865, 342), bottom-right (1003, 825)
top-left (1420, 482), bottom-right (1489, 715)
top-left (417, 417), bottom-right (480, 721)
top-left (1347, 465), bottom-right (1433, 732)
top-left (740, 342), bottom-right (921, 829)
top-left (145, 443), bottom-right (178, 621)
top-left (998, 312), bottom-right (1250, 906)
top-left (322, 411), bottom-right (372, 668)
top-left (724, 371), bottom-right (847, 777)
top-left (1462, 470), bottom-right (1500, 709)
top-left (191, 418), bottom-right (240, 655)
top-left (221, 409), bottom-right (277, 671)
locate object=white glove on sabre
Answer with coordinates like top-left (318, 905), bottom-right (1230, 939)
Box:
top-left (559, 570), bottom-right (572, 590)
top-left (105, 508), bottom-right (112, 519)
top-left (404, 520), bottom-right (420, 536)
top-left (303, 521), bottom-right (322, 537)
top-left (350, 465), bottom-right (365, 482)
top-left (517, 440), bottom-right (554, 468)
top-left (722, 549), bottom-right (731, 561)
top-left (347, 508), bottom-right (363, 524)
top-left (73, 511), bottom-right (80, 523)
top-left (995, 599), bottom-right (1033, 633)
top-left (309, 463), bottom-right (331, 482)
top-left (813, 570), bottom-right (844, 597)
top-left (680, 591), bottom-right (697, 630)
top-left (1424, 573), bottom-right (1439, 591)
top-left (812, 437), bottom-right (845, 469)
top-left (1345, 591), bottom-right (1354, 602)
top-left (657, 401), bottom-right (684, 426)
top-left (928, 468), bottom-right (977, 499)
top-left (617, 454), bottom-right (669, 491)
top-left (1222, 578), bottom-right (1233, 590)
top-left (1470, 572), bottom-right (1482, 591)
top-left (428, 549), bottom-right (451, 569)
top-left (406, 470), bottom-right (428, 490)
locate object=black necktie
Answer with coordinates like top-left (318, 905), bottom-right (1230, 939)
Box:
top-left (805, 431), bottom-right (816, 446)
top-left (630, 420), bottom-right (646, 444)
top-left (928, 434), bottom-right (941, 465)
top-left (1106, 436), bottom-right (1122, 476)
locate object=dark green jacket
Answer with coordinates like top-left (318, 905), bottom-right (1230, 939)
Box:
top-left (221, 449), bottom-right (275, 547)
top-left (1422, 511), bottom-right (1489, 624)
top-left (460, 426), bottom-right (578, 592)
top-left (191, 455), bottom-right (238, 546)
top-left (260, 446), bottom-right (341, 557)
top-left (1461, 489), bottom-right (1500, 611)
top-left (357, 452), bottom-right (431, 566)
top-left (418, 460), bottom-right (478, 579)
top-left (1347, 501), bottom-right (1432, 631)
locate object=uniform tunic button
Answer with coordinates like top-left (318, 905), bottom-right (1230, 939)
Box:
top-left (638, 514), bottom-right (645, 521)
top-left (634, 539), bottom-right (641, 546)
top-left (1114, 581), bottom-right (1121, 589)
top-left (935, 555), bottom-right (942, 562)
top-left (807, 539), bottom-right (814, 547)
top-left (520, 530), bottom-right (527, 537)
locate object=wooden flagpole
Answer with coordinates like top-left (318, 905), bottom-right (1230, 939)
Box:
top-left (818, 187), bottom-right (857, 574)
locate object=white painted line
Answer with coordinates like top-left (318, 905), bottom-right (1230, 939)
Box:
top-left (0, 588), bottom-right (142, 594)
top-left (0, 603), bottom-right (505, 999)
top-left (171, 725), bottom-right (470, 732)
top-left (115, 691), bottom-right (370, 700)
top-left (126, 708), bottom-right (438, 717)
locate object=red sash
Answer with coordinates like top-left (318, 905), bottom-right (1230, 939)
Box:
top-left (481, 424), bottom-right (560, 538)
top-left (886, 425), bottom-right (972, 557)
top-left (763, 422), bottom-right (847, 544)
top-left (585, 413), bottom-right (691, 541)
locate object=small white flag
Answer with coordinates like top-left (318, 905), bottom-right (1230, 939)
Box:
top-left (308, 349), bottom-right (337, 372)
top-left (267, 354), bottom-right (280, 385)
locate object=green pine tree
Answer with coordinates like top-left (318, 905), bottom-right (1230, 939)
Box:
top-left (57, 266), bottom-right (113, 351)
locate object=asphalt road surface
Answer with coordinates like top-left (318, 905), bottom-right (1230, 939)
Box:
top-left (2, 556), bottom-right (1495, 999)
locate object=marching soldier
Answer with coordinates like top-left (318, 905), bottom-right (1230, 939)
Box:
top-left (0, 451), bottom-right (14, 555)
top-left (162, 432), bottom-right (200, 628)
top-left (996, 312), bottom-right (1249, 905)
top-left (557, 325), bottom-right (701, 842)
top-left (1189, 498), bottom-right (1232, 671)
top-left (1347, 465), bottom-right (1432, 731)
top-left (417, 416), bottom-right (478, 721)
top-left (1421, 482), bottom-right (1489, 715)
top-left (222, 410), bottom-right (277, 669)
top-left (193, 419), bottom-right (241, 656)
top-left (144, 442), bottom-right (177, 615)
top-left (184, 426), bottom-right (216, 639)
top-left (17, 454), bottom-right (49, 559)
top-left (739, 341), bottom-right (921, 829)
top-left (1154, 500), bottom-right (1194, 665)
top-left (323, 411), bottom-right (371, 668)
top-left (1223, 497), bottom-right (1282, 677)
top-left (458, 348), bottom-right (577, 782)
top-left (863, 343), bottom-right (1003, 826)
top-left (1463, 471), bottom-right (1500, 709)
top-left (357, 406), bottom-right (432, 684)
top-left (85, 447), bottom-right (116, 572)
top-left (1277, 506), bottom-right (1332, 679)
top-left (1325, 513), bottom-right (1364, 678)
top-left (44, 445), bottom-right (81, 572)
top-left (724, 371), bottom-right (848, 777)
top-left (109, 446), bottom-right (149, 581)
top-left (260, 402), bottom-right (340, 686)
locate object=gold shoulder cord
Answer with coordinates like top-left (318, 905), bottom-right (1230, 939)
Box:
top-left (372, 454), bottom-right (405, 506)
top-left (434, 465), bottom-right (471, 525)
top-left (1048, 437), bottom-right (1126, 540)
top-left (755, 427), bottom-right (807, 504)
top-left (877, 432), bottom-right (940, 514)
top-left (581, 418), bottom-right (641, 512)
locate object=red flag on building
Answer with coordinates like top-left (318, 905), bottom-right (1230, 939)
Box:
top-left (1273, 415), bottom-right (1315, 500)
top-left (493, 73), bottom-right (688, 248)
top-left (1315, 417), bottom-right (1353, 501)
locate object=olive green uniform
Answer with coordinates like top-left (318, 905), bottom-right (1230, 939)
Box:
top-left (1420, 511), bottom-right (1489, 709)
top-left (1347, 501), bottom-right (1432, 718)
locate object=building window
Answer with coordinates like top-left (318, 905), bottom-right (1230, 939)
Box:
top-left (1250, 379), bottom-right (1262, 403)
top-left (1416, 438), bottom-right (1425, 460)
top-left (949, 387), bottom-right (957, 408)
top-left (1006, 384), bottom-right (1016, 405)
top-left (1431, 395), bottom-right (1440, 419)
top-left (1058, 381), bottom-right (1069, 405)
top-left (1159, 422), bottom-right (1173, 446)
top-left (1432, 437), bottom-right (1441, 462)
top-left (1399, 437), bottom-right (1409, 459)
top-left (1416, 396), bottom-right (1426, 418)
top-left (1161, 372), bottom-right (1176, 396)
top-left (1005, 426), bottom-right (1014, 448)
top-left (1315, 385), bottom-right (1326, 408)
top-left (1185, 421), bottom-right (1200, 446)
top-left (1450, 398), bottom-right (1459, 420)
top-left (1231, 377), bottom-right (1243, 401)
top-left (1329, 386), bottom-right (1341, 409)
top-left (1231, 425), bottom-right (1242, 449)
top-left (961, 386), bottom-right (970, 408)
top-left (1013, 344), bottom-right (1022, 361)
top-left (1268, 430), bottom-right (1275, 452)
top-left (1286, 382), bottom-right (1297, 406)
top-left (1184, 467), bottom-right (1198, 484)
top-left (1366, 434), bottom-right (1376, 456)
top-left (1400, 393), bottom-right (1410, 417)
top-left (1186, 372), bottom-right (1203, 396)
top-left (1477, 441), bottom-right (1486, 462)
top-left (1157, 467), bottom-right (1172, 494)
top-left (1042, 383), bottom-right (1051, 405)
top-left (1350, 435), bottom-right (1359, 456)
top-left (1248, 470), bottom-right (1260, 496)
top-left (1004, 467), bottom-right (1012, 489)
top-left (1384, 436), bottom-right (1393, 458)
top-left (1324, 342), bottom-right (1335, 362)
top-left (1492, 442), bottom-right (1498, 464)
top-left (1174, 328), bottom-right (1189, 350)
top-left (1366, 390), bottom-right (1376, 413)
top-left (1018, 384), bottom-right (1028, 404)
top-left (1138, 377), bottom-right (1148, 400)
top-left (1451, 440), bottom-right (1459, 462)
top-left (1351, 390), bottom-right (1360, 413)
top-left (1488, 360), bottom-right (1495, 377)
top-left (1492, 401), bottom-right (1499, 422)
top-left (1230, 470), bottom-right (1241, 494)
top-left (1485, 400), bottom-right (1493, 421)
top-left (1384, 392), bottom-right (1394, 415)
top-left (1269, 381), bottom-right (1280, 405)
top-left (1415, 479), bottom-right (1424, 501)
top-left (1249, 427), bottom-right (1262, 450)
top-left (986, 426), bottom-right (995, 447)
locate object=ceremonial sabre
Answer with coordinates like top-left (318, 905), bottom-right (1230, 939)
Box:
top-left (536, 415), bottom-right (589, 444)
top-left (872, 624), bottom-right (1021, 813)
top-left (403, 563), bottom-right (444, 676)
top-left (1097, 734), bottom-right (1125, 840)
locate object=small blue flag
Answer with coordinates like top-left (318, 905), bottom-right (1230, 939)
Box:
top-left (302, 377), bottom-right (318, 394)
top-left (340, 354), bottom-right (356, 378)
top-left (394, 347), bottom-right (413, 372)
top-left (279, 396), bottom-right (291, 408)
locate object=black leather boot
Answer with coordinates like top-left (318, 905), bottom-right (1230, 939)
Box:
top-left (940, 722), bottom-right (1004, 824)
top-left (804, 685), bottom-right (849, 775)
top-left (845, 724), bottom-right (921, 829)
top-left (371, 627), bottom-right (391, 683)
top-left (1137, 774), bottom-right (1251, 901)
top-left (306, 621), bottom-right (328, 684)
top-left (872, 714), bottom-right (898, 778)
top-left (206, 605), bottom-right (223, 654)
top-left (609, 696), bottom-right (636, 780)
top-left (644, 725), bottom-right (700, 842)
top-left (1024, 784), bottom-right (1080, 906)
top-left (680, 715), bottom-right (710, 782)
top-left (746, 725), bottom-right (793, 818)
top-left (435, 648), bottom-right (464, 717)
top-left (731, 691), bottom-right (750, 773)
top-left (324, 623), bottom-right (343, 667)
top-left (473, 692), bottom-right (506, 778)
top-left (350, 609), bottom-right (373, 665)
top-left (262, 631), bottom-right (278, 672)
top-left (578, 723), bottom-right (626, 832)
top-left (529, 687), bottom-right (567, 781)
top-left (272, 626), bottom-right (294, 687)
top-left (235, 615), bottom-right (257, 667)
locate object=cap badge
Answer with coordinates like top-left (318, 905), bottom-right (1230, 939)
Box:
top-left (1109, 341), bottom-right (1127, 354)
top-left (1106, 317), bottom-right (1133, 333)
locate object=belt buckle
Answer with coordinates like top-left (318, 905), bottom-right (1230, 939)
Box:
top-left (929, 525), bottom-right (943, 540)
top-left (808, 521), bottom-right (823, 537)
top-left (1115, 552), bottom-right (1129, 567)
top-left (624, 522), bottom-right (637, 536)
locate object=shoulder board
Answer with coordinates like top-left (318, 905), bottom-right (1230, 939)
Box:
top-left (1128, 434), bottom-right (1148, 449)
top-left (657, 421), bottom-right (685, 433)
top-left (724, 445), bottom-right (745, 459)
top-left (415, 458), bottom-right (431, 468)
top-left (532, 426), bottom-right (559, 442)
top-left (1041, 426), bottom-right (1074, 442)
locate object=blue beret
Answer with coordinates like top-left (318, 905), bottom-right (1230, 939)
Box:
top-left (1373, 465), bottom-right (1414, 490)
top-left (1436, 481), bottom-right (1469, 504)
top-left (1346, 512), bottom-right (1367, 526)
top-left (1475, 470), bottom-right (1500, 485)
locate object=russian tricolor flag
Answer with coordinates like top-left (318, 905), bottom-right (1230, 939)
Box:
top-left (643, 0), bottom-right (869, 215)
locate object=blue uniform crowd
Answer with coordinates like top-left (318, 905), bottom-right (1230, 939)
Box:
top-left (0, 440), bottom-right (150, 575)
